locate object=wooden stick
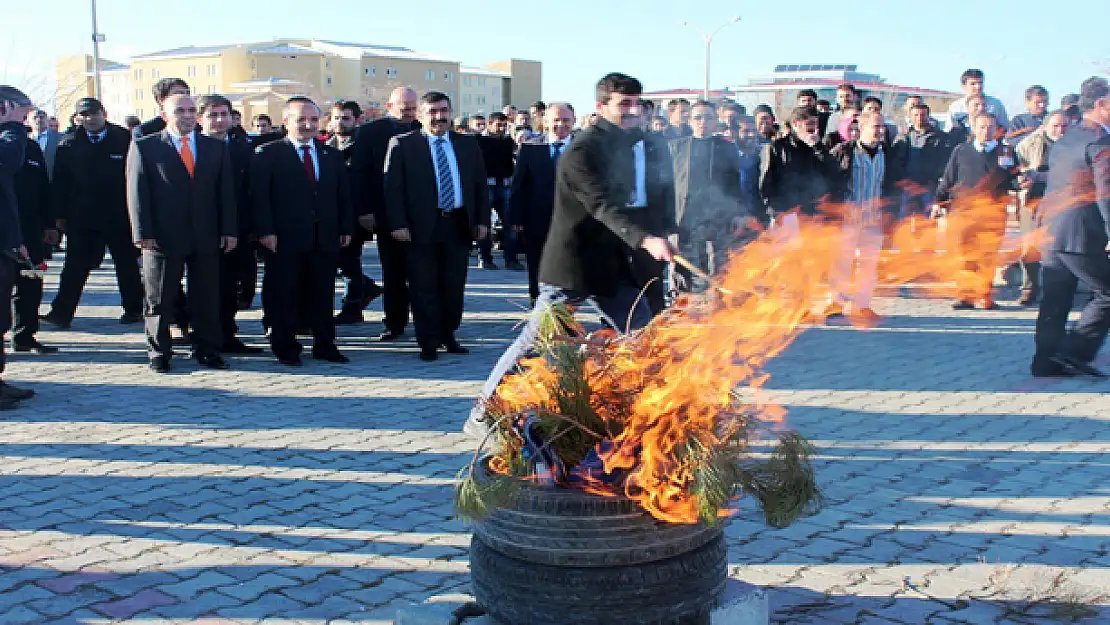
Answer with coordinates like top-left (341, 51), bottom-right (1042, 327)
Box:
top-left (672, 254), bottom-right (734, 295)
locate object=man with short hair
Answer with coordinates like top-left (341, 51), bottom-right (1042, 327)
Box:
top-left (384, 92), bottom-right (489, 362)
top-left (826, 83), bottom-right (859, 137)
top-left (1011, 85), bottom-right (1050, 136)
top-left (0, 85), bottom-right (36, 410)
top-left (662, 98), bottom-right (692, 139)
top-left (752, 105), bottom-right (776, 144)
top-left (797, 89), bottom-right (818, 109)
top-left (253, 114), bottom-right (273, 135)
top-left (477, 111), bottom-right (520, 270)
top-left (947, 69), bottom-right (1009, 131)
top-left (529, 101), bottom-right (546, 135)
top-left (26, 108), bottom-right (62, 180)
top-left (947, 94), bottom-right (987, 146)
top-left (252, 97), bottom-right (353, 366)
top-left (137, 78), bottom-right (190, 137)
top-left (1031, 76), bottom-right (1110, 377)
top-left (895, 102), bottom-right (950, 218)
top-left (1014, 109), bottom-right (1069, 306)
top-left (718, 103), bottom-right (745, 137)
top-left (735, 115), bottom-right (762, 214)
top-left (128, 94), bottom-right (239, 372)
top-left (12, 126), bottom-right (58, 355)
top-left (43, 97), bottom-right (144, 328)
top-left (759, 106), bottom-right (834, 223)
top-left (468, 114), bottom-right (487, 135)
top-left (349, 87), bottom-right (420, 340)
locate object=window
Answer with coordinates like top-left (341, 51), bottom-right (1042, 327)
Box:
top-left (479, 77), bottom-right (486, 87)
top-left (206, 64), bottom-right (217, 77)
top-left (365, 66), bottom-right (376, 76)
top-left (250, 59), bottom-right (256, 69)
top-left (135, 89), bottom-right (144, 101)
top-left (325, 59), bottom-right (330, 69)
top-left (386, 67), bottom-right (397, 79)
top-left (133, 68), bottom-right (143, 81)
top-left (463, 94), bottom-right (471, 105)
top-left (152, 69), bottom-right (160, 80)
top-left (326, 76), bottom-right (333, 86)
top-left (208, 85), bottom-right (216, 94)
top-left (463, 76), bottom-right (471, 88)
top-left (425, 70), bottom-right (435, 81)
top-left (187, 65), bottom-right (197, 77)
top-left (444, 71), bottom-right (454, 82)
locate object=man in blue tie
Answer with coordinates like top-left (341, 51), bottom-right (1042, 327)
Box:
top-left (383, 92), bottom-right (490, 361)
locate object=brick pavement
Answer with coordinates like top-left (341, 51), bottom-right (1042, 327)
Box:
top-left (0, 247), bottom-right (1107, 624)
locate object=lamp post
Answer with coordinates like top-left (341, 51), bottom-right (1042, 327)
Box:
top-left (680, 16), bottom-right (741, 101)
top-left (91, 0), bottom-right (105, 100)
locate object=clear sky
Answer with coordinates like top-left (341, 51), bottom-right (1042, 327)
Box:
top-left (3, 0), bottom-right (1106, 117)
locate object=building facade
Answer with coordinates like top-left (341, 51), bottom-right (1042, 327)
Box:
top-left (55, 39), bottom-right (542, 126)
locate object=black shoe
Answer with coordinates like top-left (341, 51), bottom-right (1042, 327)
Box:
top-left (419, 348), bottom-right (438, 362)
top-left (441, 340), bottom-right (470, 354)
top-left (334, 309), bottom-right (364, 326)
top-left (236, 298), bottom-right (253, 311)
top-left (0, 382), bottom-right (34, 401)
top-left (12, 340), bottom-right (59, 355)
top-left (1052, 355), bottom-right (1107, 378)
top-left (1018, 293), bottom-right (1039, 307)
top-left (120, 312), bottom-right (143, 324)
top-left (362, 282), bottom-right (384, 307)
top-left (39, 312), bottom-right (71, 329)
top-left (196, 354), bottom-right (230, 370)
top-left (149, 357), bottom-right (171, 373)
top-left (222, 340), bottom-right (263, 355)
top-left (505, 261), bottom-right (526, 271)
top-left (276, 354), bottom-right (303, 367)
top-left (295, 326), bottom-right (312, 337)
top-left (312, 350), bottom-right (350, 363)
top-left (377, 329), bottom-right (405, 342)
top-left (952, 300), bottom-right (975, 310)
top-left (477, 259), bottom-right (499, 270)
top-left (978, 299), bottom-right (1000, 311)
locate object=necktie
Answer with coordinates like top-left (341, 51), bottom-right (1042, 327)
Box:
top-left (434, 137), bottom-right (455, 210)
top-left (552, 141), bottom-right (564, 168)
top-left (179, 136), bottom-right (195, 178)
top-left (301, 145), bottom-right (315, 183)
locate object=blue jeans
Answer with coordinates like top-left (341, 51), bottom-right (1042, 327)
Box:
top-left (467, 283), bottom-right (653, 427)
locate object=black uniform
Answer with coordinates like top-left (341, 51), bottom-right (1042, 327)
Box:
top-left (46, 123), bottom-right (143, 324)
top-left (1, 121), bottom-right (28, 379)
top-left (330, 133), bottom-right (382, 321)
top-left (12, 139), bottom-right (52, 348)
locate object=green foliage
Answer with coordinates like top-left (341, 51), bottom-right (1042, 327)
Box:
top-left (454, 465), bottom-right (524, 522)
top-left (734, 432), bottom-right (824, 528)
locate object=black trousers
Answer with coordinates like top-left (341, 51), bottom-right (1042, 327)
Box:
top-left (1033, 252), bottom-right (1110, 367)
top-left (263, 248), bottom-right (339, 357)
top-left (377, 231), bottom-right (411, 334)
top-left (0, 258), bottom-right (14, 376)
top-left (522, 228), bottom-right (547, 303)
top-left (237, 242), bottom-right (260, 306)
top-left (218, 245), bottom-right (250, 343)
top-left (51, 227), bottom-right (143, 320)
top-left (407, 212), bottom-right (470, 351)
top-left (629, 250), bottom-right (666, 317)
top-left (142, 249), bottom-right (222, 361)
top-left (12, 274), bottom-right (44, 346)
top-left (337, 229), bottom-right (380, 312)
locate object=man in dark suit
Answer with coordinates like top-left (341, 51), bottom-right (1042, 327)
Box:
top-left (349, 87), bottom-right (420, 339)
top-left (509, 102), bottom-right (576, 304)
top-left (136, 78), bottom-right (190, 138)
top-left (26, 109), bottom-right (62, 181)
top-left (1031, 77), bottom-right (1110, 378)
top-left (252, 96), bottom-right (353, 366)
top-left (197, 94), bottom-right (262, 355)
top-left (465, 73), bottom-right (676, 436)
top-left (384, 91), bottom-right (489, 361)
top-left (127, 94), bottom-right (238, 372)
top-left (43, 98), bottom-right (144, 328)
top-left (12, 136), bottom-right (59, 354)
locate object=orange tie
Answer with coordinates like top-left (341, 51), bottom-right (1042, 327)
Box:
top-left (179, 136), bottom-right (195, 178)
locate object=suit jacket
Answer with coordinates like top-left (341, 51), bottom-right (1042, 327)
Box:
top-left (350, 118), bottom-right (420, 220)
top-left (827, 141), bottom-right (908, 220)
top-left (1040, 120), bottom-right (1110, 257)
top-left (32, 129), bottom-right (62, 181)
top-left (383, 130), bottom-right (489, 245)
top-left (509, 140), bottom-right (560, 236)
top-left (14, 139), bottom-right (52, 263)
top-left (126, 130), bottom-right (237, 256)
top-left (226, 135), bottom-right (254, 238)
top-left (539, 118), bottom-right (667, 296)
top-left (137, 116), bottom-right (167, 138)
top-left (250, 137), bottom-right (353, 254)
top-left (0, 121), bottom-right (26, 251)
top-left (53, 123), bottom-right (132, 233)
top-left (669, 135), bottom-right (749, 233)
top-left (759, 133), bottom-right (835, 219)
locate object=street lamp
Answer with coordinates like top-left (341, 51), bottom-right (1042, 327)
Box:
top-left (91, 0), bottom-right (105, 100)
top-left (680, 16), bottom-right (741, 101)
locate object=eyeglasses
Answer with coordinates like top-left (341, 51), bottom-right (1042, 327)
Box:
top-left (691, 115), bottom-right (713, 121)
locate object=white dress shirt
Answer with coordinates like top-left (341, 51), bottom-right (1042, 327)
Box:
top-left (167, 129), bottom-right (197, 165)
top-left (34, 132), bottom-right (49, 153)
top-left (628, 140), bottom-right (647, 208)
top-left (425, 131), bottom-right (463, 209)
top-left (548, 134), bottom-right (571, 159)
top-left (290, 138), bottom-right (319, 181)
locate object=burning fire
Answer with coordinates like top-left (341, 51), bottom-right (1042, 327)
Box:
top-left (487, 181), bottom-right (1072, 524)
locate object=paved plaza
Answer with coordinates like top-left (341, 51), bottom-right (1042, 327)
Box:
top-left (0, 248), bottom-right (1108, 624)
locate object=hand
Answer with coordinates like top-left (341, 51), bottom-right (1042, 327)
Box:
top-left (339, 235), bottom-right (352, 248)
top-left (259, 235), bottom-right (277, 252)
top-left (640, 236), bottom-right (675, 262)
top-left (220, 236), bottom-right (238, 253)
top-left (357, 214), bottom-right (375, 232)
top-left (391, 228), bottom-right (411, 242)
top-left (16, 245), bottom-right (28, 260)
top-left (43, 229), bottom-right (59, 246)
top-left (474, 226), bottom-right (488, 241)
top-left (139, 239), bottom-right (157, 250)
top-left (55, 219), bottom-right (66, 231)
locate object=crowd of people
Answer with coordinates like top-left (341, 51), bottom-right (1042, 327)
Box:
top-left (1, 65), bottom-right (1108, 412)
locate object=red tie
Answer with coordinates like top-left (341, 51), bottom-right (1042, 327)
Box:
top-left (301, 145), bottom-right (315, 183)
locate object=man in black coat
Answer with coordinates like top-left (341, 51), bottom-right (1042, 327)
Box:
top-left (1031, 77), bottom-right (1110, 378)
top-left (509, 103), bottom-right (575, 304)
top-left (476, 112), bottom-right (520, 270)
top-left (465, 73), bottom-right (676, 437)
top-left (759, 106), bottom-right (835, 223)
top-left (197, 94), bottom-right (262, 355)
top-left (135, 78), bottom-right (190, 138)
top-left (348, 87), bottom-right (420, 340)
top-left (43, 98), bottom-right (144, 328)
top-left (252, 97), bottom-right (353, 366)
top-left (384, 91), bottom-right (489, 361)
top-left (12, 137), bottom-right (59, 354)
top-left (127, 94), bottom-right (238, 372)
top-left (0, 86), bottom-right (36, 410)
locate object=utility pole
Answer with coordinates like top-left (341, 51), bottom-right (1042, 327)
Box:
top-left (91, 0), bottom-right (105, 100)
top-left (680, 16), bottom-right (741, 100)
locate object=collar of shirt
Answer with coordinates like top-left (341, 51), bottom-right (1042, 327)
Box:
top-left (87, 128), bottom-right (107, 143)
top-left (547, 134), bottom-right (570, 147)
top-left (974, 139), bottom-right (999, 153)
top-left (166, 128), bottom-right (196, 151)
top-left (424, 130), bottom-right (452, 148)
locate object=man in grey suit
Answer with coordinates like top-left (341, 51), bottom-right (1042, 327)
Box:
top-left (26, 109), bottom-right (61, 181)
top-left (127, 94), bottom-right (238, 373)
top-left (1032, 76), bottom-right (1110, 378)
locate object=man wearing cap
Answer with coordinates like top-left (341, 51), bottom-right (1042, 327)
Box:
top-left (42, 97), bottom-right (144, 329)
top-left (0, 85), bottom-right (37, 410)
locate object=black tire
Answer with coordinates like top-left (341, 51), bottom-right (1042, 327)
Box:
top-left (471, 532), bottom-right (726, 625)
